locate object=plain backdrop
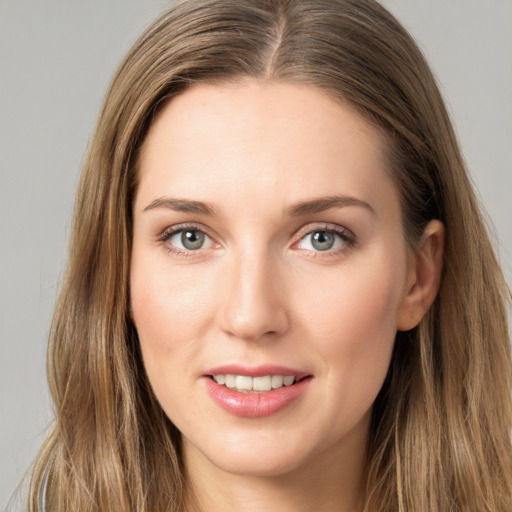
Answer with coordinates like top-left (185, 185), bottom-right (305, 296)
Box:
top-left (1, 1), bottom-right (511, 509)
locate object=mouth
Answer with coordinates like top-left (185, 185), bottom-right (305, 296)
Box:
top-left (207, 374), bottom-right (307, 393)
top-left (203, 368), bottom-right (313, 417)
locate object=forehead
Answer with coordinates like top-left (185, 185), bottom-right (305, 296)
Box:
top-left (136, 80), bottom-right (398, 218)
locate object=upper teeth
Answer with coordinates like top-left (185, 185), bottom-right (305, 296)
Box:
top-left (213, 374), bottom-right (297, 392)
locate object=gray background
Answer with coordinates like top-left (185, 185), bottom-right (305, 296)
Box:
top-left (1, 1), bottom-right (511, 510)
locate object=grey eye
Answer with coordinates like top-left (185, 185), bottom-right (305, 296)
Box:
top-left (311, 231), bottom-right (335, 251)
top-left (181, 230), bottom-right (206, 250)
top-left (168, 228), bottom-right (213, 251)
top-left (297, 229), bottom-right (348, 252)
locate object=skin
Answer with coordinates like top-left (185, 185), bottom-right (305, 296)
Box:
top-left (130, 80), bottom-right (444, 512)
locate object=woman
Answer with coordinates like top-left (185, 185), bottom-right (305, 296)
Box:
top-left (28, 0), bottom-right (512, 511)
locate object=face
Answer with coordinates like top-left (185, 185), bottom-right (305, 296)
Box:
top-left (130, 81), bottom-right (414, 479)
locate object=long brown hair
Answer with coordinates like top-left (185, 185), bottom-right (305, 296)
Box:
top-left (29, 1), bottom-right (511, 510)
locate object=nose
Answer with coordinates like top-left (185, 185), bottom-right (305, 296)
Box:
top-left (217, 250), bottom-right (290, 342)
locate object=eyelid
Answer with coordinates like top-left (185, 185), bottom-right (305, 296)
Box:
top-left (157, 222), bottom-right (212, 240)
top-left (293, 222), bottom-right (355, 242)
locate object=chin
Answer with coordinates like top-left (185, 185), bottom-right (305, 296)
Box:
top-left (183, 430), bottom-right (316, 478)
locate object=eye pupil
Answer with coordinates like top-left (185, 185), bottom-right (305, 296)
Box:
top-left (181, 230), bottom-right (205, 250)
top-left (311, 231), bottom-right (335, 251)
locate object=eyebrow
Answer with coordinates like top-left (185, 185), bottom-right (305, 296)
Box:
top-left (143, 194), bottom-right (375, 217)
top-left (286, 195), bottom-right (375, 217)
top-left (143, 197), bottom-right (218, 216)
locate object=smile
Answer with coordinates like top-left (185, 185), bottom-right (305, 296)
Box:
top-left (211, 374), bottom-right (298, 392)
top-left (203, 371), bottom-right (312, 417)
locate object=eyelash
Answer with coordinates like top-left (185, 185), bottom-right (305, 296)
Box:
top-left (157, 223), bottom-right (356, 258)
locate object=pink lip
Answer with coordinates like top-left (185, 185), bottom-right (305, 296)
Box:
top-left (202, 365), bottom-right (312, 418)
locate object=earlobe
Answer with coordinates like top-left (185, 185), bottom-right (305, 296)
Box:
top-left (397, 220), bottom-right (445, 331)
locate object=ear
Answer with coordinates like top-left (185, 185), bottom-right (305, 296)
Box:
top-left (397, 220), bottom-right (445, 331)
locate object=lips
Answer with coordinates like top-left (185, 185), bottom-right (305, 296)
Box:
top-left (203, 365), bottom-right (312, 417)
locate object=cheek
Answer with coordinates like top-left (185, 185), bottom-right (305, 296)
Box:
top-left (296, 252), bottom-right (406, 376)
top-left (131, 256), bottom-right (210, 339)
top-left (130, 262), bottom-right (212, 423)
top-left (129, 254), bottom-right (213, 387)
top-left (309, 266), bottom-right (401, 322)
